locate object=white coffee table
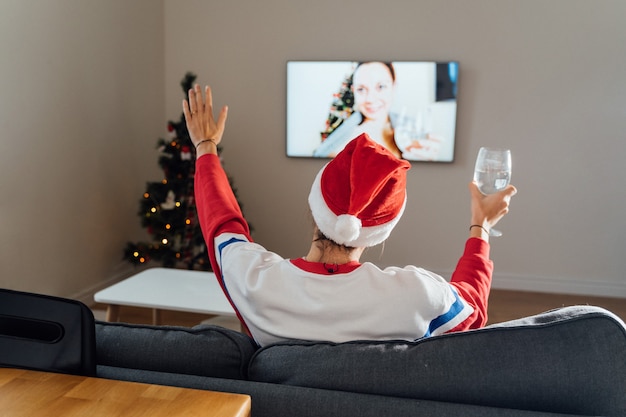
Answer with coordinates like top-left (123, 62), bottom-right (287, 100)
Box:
top-left (94, 267), bottom-right (238, 326)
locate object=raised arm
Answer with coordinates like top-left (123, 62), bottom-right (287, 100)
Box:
top-left (449, 181), bottom-right (518, 330)
top-left (182, 84), bottom-right (249, 272)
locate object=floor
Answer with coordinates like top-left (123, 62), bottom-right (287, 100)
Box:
top-left (91, 289), bottom-right (626, 328)
top-left (487, 289), bottom-right (626, 324)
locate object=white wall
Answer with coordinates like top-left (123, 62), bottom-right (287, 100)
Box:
top-left (0, 0), bottom-right (164, 300)
top-left (164, 0), bottom-right (626, 297)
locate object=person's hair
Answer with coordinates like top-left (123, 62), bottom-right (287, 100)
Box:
top-left (354, 61), bottom-right (396, 82)
top-left (313, 227), bottom-right (354, 250)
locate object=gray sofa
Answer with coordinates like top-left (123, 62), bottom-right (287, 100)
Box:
top-left (96, 305), bottom-right (626, 417)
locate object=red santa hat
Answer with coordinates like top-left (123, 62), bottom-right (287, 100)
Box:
top-left (308, 133), bottom-right (411, 247)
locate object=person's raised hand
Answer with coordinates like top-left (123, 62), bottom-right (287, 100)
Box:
top-left (182, 84), bottom-right (228, 155)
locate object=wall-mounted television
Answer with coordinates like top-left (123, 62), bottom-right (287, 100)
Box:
top-left (286, 61), bottom-right (458, 162)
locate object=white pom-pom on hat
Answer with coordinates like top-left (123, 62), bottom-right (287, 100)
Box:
top-left (335, 214), bottom-right (361, 244)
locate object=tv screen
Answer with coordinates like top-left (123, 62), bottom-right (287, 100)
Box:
top-left (286, 61), bottom-right (458, 162)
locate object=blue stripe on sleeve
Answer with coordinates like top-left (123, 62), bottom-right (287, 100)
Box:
top-left (217, 237), bottom-right (246, 259)
top-left (215, 236), bottom-right (247, 303)
top-left (216, 237), bottom-right (247, 280)
top-left (422, 288), bottom-right (466, 338)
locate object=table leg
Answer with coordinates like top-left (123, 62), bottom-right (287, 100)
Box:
top-left (105, 305), bottom-right (120, 322)
top-left (152, 309), bottom-right (162, 325)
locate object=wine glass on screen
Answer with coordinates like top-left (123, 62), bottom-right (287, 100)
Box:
top-left (473, 147), bottom-right (511, 237)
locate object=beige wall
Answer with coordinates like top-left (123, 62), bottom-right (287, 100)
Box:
top-left (1, 0), bottom-right (624, 302)
top-left (0, 0), bottom-right (164, 301)
top-left (164, 0), bottom-right (626, 297)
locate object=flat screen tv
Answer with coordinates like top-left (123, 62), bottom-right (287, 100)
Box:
top-left (286, 61), bottom-right (458, 162)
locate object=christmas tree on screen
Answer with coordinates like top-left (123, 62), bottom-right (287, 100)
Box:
top-left (320, 66), bottom-right (356, 140)
top-left (124, 72), bottom-right (248, 270)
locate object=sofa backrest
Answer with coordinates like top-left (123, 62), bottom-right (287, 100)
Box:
top-left (248, 306), bottom-right (626, 416)
top-left (0, 289), bottom-right (96, 376)
top-left (96, 321), bottom-right (257, 380)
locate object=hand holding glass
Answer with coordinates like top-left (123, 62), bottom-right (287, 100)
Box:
top-left (473, 147), bottom-right (512, 237)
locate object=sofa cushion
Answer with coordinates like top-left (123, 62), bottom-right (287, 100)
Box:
top-left (96, 366), bottom-right (581, 417)
top-left (248, 306), bottom-right (626, 416)
top-left (96, 321), bottom-right (257, 380)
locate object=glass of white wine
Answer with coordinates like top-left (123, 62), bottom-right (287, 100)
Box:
top-left (473, 147), bottom-right (512, 237)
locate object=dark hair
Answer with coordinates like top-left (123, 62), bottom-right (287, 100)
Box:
top-left (313, 228), bottom-right (355, 251)
top-left (354, 61), bottom-right (396, 82)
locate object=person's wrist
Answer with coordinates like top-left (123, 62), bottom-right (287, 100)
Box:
top-left (469, 224), bottom-right (489, 234)
top-left (195, 139), bottom-right (218, 155)
top-left (469, 223), bottom-right (489, 241)
top-left (470, 215), bottom-right (489, 228)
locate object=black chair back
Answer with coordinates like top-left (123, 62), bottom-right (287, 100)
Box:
top-left (0, 288), bottom-right (96, 376)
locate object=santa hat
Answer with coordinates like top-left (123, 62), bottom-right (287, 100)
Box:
top-left (308, 133), bottom-right (411, 247)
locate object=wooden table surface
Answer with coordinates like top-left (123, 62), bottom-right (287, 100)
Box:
top-left (0, 368), bottom-right (251, 417)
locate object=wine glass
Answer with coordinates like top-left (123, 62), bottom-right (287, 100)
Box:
top-left (473, 147), bottom-right (512, 237)
top-left (395, 106), bottom-right (439, 160)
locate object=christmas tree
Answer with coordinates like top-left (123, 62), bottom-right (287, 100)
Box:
top-left (320, 65), bottom-right (356, 140)
top-left (124, 72), bottom-right (248, 270)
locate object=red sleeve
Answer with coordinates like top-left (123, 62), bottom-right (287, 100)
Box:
top-left (194, 154), bottom-right (251, 275)
top-left (448, 237), bottom-right (493, 331)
